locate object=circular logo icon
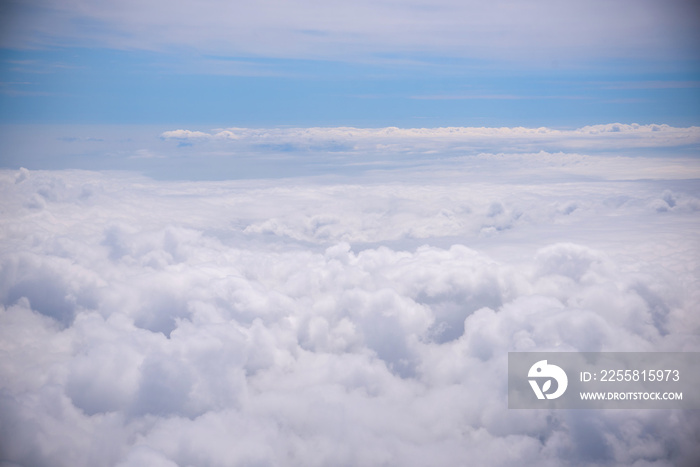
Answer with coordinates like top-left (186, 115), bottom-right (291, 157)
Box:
top-left (528, 360), bottom-right (568, 400)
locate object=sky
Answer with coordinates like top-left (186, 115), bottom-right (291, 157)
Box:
top-left (1, 0), bottom-right (699, 178)
top-left (1, 0), bottom-right (699, 130)
top-left (1, 1), bottom-right (700, 467)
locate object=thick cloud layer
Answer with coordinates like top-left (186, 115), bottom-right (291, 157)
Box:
top-left (1, 151), bottom-right (699, 466)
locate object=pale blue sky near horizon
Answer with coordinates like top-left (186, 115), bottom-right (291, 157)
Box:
top-left (1, 44), bottom-right (699, 128)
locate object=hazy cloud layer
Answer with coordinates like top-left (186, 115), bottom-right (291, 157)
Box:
top-left (6, 124), bottom-right (700, 181)
top-left (4, 1), bottom-right (699, 64)
top-left (157, 124), bottom-right (700, 180)
top-left (1, 155), bottom-right (699, 466)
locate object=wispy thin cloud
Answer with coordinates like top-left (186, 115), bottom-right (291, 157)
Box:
top-left (599, 80), bottom-right (700, 90)
top-left (0, 81), bottom-right (55, 96)
top-left (3, 0), bottom-right (698, 66)
top-left (410, 94), bottom-right (589, 100)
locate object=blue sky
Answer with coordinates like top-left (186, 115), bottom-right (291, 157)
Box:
top-left (1, 0), bottom-right (699, 129)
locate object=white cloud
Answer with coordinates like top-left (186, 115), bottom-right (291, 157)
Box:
top-left (159, 129), bottom-right (212, 140)
top-left (1, 162), bottom-right (699, 466)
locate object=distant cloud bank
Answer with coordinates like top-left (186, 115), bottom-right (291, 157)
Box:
top-left (156, 124), bottom-right (700, 180)
top-left (161, 123), bottom-right (700, 150)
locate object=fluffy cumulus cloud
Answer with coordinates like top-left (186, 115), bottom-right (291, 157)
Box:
top-left (1, 140), bottom-right (700, 466)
